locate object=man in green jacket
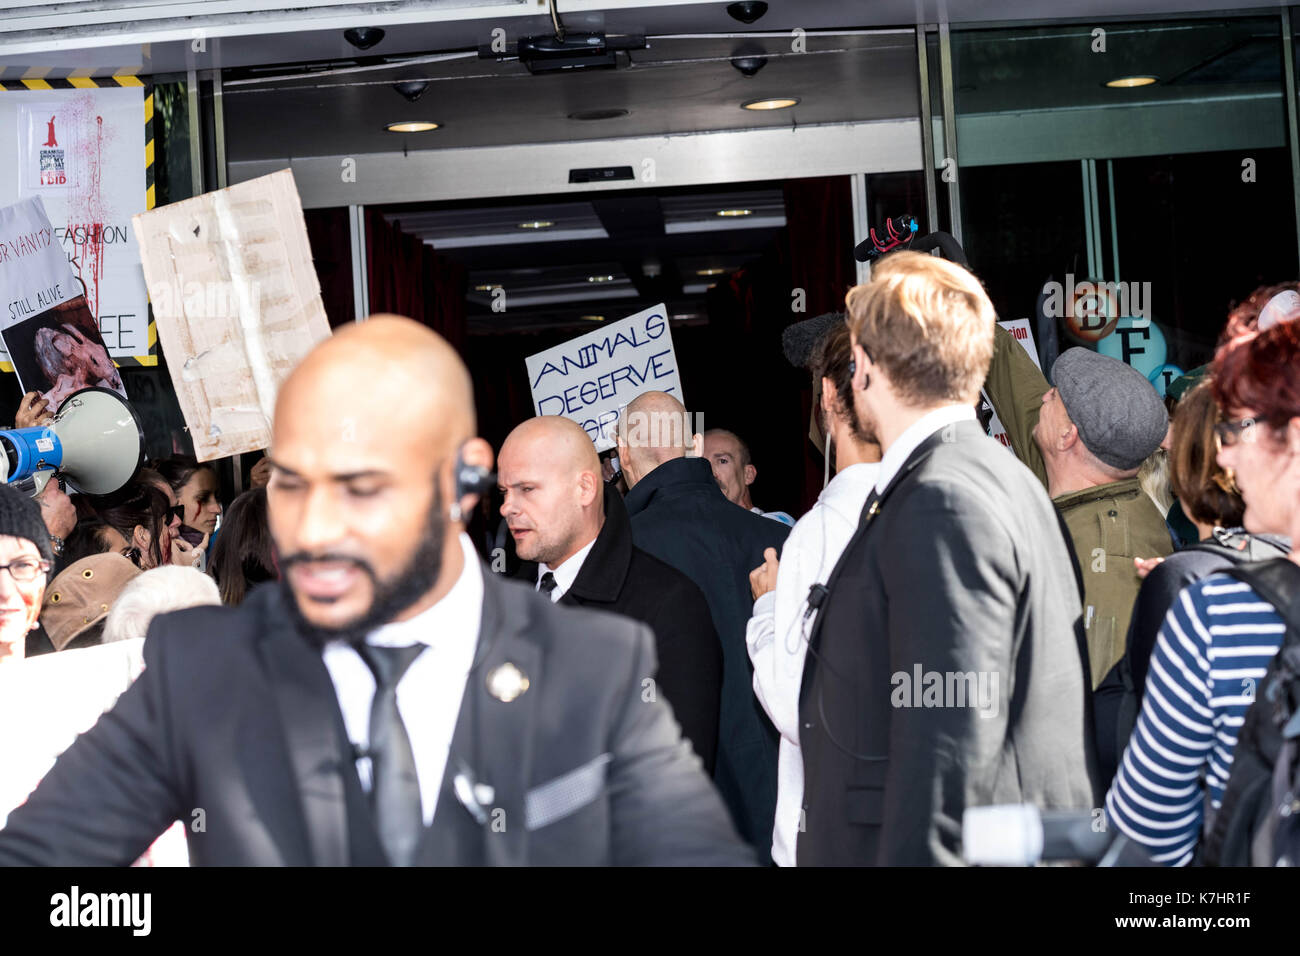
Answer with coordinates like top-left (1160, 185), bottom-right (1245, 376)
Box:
top-left (985, 329), bottom-right (1172, 689)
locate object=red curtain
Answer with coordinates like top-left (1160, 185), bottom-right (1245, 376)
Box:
top-left (303, 207), bottom-right (356, 328)
top-left (365, 209), bottom-right (467, 355)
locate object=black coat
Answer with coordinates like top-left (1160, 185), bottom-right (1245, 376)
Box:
top-left (515, 484), bottom-right (722, 773)
top-left (798, 420), bottom-right (1100, 865)
top-left (0, 569), bottom-right (754, 866)
top-left (623, 456), bottom-right (790, 860)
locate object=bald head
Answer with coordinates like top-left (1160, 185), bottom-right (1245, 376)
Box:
top-left (277, 314), bottom-right (475, 457)
top-left (617, 391), bottom-right (695, 487)
top-left (498, 416), bottom-right (604, 568)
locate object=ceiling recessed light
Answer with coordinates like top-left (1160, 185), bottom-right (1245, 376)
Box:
top-left (741, 97), bottom-right (799, 111)
top-left (716, 209), bottom-right (753, 217)
top-left (696, 267), bottom-right (726, 276)
top-left (580, 315), bottom-right (606, 322)
top-left (587, 274), bottom-right (616, 283)
top-left (568, 108), bottom-right (629, 121)
top-left (517, 220), bottom-right (555, 229)
top-left (1105, 75), bottom-right (1158, 89)
top-left (385, 120), bottom-right (440, 133)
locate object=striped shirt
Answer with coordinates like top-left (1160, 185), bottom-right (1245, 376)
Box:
top-left (1105, 573), bottom-right (1287, 865)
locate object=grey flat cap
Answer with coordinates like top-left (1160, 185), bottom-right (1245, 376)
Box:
top-left (1052, 347), bottom-right (1168, 472)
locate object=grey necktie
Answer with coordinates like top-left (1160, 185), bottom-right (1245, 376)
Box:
top-left (538, 571), bottom-right (558, 598)
top-left (359, 643), bottom-right (426, 867)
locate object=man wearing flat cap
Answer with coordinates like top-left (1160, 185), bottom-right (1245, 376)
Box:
top-left (1026, 348), bottom-right (1173, 689)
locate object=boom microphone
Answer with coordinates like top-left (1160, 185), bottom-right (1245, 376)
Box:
top-left (962, 804), bottom-right (1154, 866)
top-left (853, 214), bottom-right (919, 262)
top-left (908, 230), bottom-right (969, 269)
top-left (781, 311), bottom-right (845, 369)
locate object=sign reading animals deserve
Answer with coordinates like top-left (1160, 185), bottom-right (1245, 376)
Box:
top-left (525, 303), bottom-right (682, 450)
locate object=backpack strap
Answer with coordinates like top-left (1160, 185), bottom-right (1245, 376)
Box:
top-left (1206, 559), bottom-right (1300, 865)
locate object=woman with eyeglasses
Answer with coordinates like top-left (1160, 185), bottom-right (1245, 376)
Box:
top-left (1106, 289), bottom-right (1300, 865)
top-left (0, 483), bottom-right (54, 668)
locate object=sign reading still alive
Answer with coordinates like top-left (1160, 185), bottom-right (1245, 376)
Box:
top-left (0, 83), bottom-right (150, 366)
top-left (525, 304), bottom-right (683, 451)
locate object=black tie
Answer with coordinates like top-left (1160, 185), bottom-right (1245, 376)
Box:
top-left (539, 571), bottom-right (558, 598)
top-left (359, 643), bottom-right (426, 867)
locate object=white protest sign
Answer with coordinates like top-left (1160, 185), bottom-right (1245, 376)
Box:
top-left (0, 83), bottom-right (151, 365)
top-left (525, 303), bottom-right (682, 450)
top-left (0, 638), bottom-right (189, 865)
top-left (0, 197), bottom-right (79, 324)
top-left (985, 318), bottom-right (1041, 449)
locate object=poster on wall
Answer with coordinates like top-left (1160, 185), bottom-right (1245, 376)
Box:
top-left (0, 196), bottom-right (127, 410)
top-left (525, 303), bottom-right (683, 451)
top-left (0, 77), bottom-right (154, 371)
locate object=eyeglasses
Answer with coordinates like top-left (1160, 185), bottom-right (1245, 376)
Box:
top-left (0, 557), bottom-right (51, 582)
top-left (168, 504), bottom-right (185, 525)
top-left (1214, 417), bottom-right (1259, 448)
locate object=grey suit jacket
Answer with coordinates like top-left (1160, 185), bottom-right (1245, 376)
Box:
top-left (797, 420), bottom-right (1100, 866)
top-left (0, 568), bottom-right (754, 866)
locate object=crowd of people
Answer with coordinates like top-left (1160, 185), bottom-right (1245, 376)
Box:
top-left (0, 436), bottom-right (277, 664)
top-left (0, 243), bottom-right (1296, 868)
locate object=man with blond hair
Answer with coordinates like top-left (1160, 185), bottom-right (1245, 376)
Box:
top-left (798, 252), bottom-right (1098, 866)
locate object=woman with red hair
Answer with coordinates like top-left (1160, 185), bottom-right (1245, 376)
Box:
top-left (1106, 289), bottom-right (1299, 865)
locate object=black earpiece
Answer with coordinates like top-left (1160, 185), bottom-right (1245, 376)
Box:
top-left (453, 453), bottom-right (495, 500)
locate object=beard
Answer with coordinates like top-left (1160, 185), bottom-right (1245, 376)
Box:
top-left (280, 483), bottom-right (448, 650)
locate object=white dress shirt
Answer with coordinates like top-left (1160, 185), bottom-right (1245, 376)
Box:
top-left (535, 537), bottom-right (596, 603)
top-left (745, 462), bottom-right (878, 866)
top-left (322, 533), bottom-right (483, 826)
top-left (872, 404), bottom-right (976, 495)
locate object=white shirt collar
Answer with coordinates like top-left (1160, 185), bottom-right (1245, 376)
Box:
top-left (366, 533), bottom-right (483, 648)
top-left (873, 404), bottom-right (976, 495)
top-left (537, 536), bottom-right (597, 601)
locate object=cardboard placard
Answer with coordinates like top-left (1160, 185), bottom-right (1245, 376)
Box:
top-left (131, 169), bottom-right (332, 461)
top-left (525, 303), bottom-right (682, 450)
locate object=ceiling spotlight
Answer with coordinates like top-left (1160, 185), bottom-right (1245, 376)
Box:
top-left (474, 284), bottom-right (502, 292)
top-left (385, 121), bottom-right (440, 133)
top-left (393, 80), bottom-right (429, 103)
top-left (517, 220), bottom-right (554, 229)
top-left (581, 315), bottom-right (606, 322)
top-left (727, 1), bottom-right (769, 24)
top-left (696, 267), bottom-right (726, 276)
top-left (568, 108), bottom-right (629, 121)
top-left (716, 209), bottom-right (753, 217)
top-left (742, 97), bottom-right (799, 110)
top-left (343, 27), bottom-right (385, 50)
top-left (1105, 75), bottom-right (1158, 88)
top-left (587, 274), bottom-right (616, 283)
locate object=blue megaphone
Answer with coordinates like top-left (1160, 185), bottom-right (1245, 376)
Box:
top-left (0, 387), bottom-right (145, 496)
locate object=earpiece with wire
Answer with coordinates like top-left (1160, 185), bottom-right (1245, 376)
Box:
top-left (449, 450), bottom-right (495, 523)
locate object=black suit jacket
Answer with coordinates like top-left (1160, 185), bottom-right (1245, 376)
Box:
top-left (515, 485), bottom-right (722, 773)
top-left (623, 456), bottom-right (789, 859)
top-left (798, 420), bottom-right (1099, 866)
top-left (0, 568), bottom-right (754, 866)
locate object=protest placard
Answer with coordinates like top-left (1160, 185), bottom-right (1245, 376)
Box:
top-left (525, 303), bottom-right (682, 451)
top-left (0, 638), bottom-right (189, 865)
top-left (0, 196), bottom-right (127, 409)
top-left (0, 80), bottom-right (153, 367)
top-left (985, 318), bottom-right (1042, 449)
top-left (132, 169), bottom-right (332, 461)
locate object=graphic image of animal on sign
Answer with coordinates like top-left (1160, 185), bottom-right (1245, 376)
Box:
top-left (1, 293), bottom-right (126, 411)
